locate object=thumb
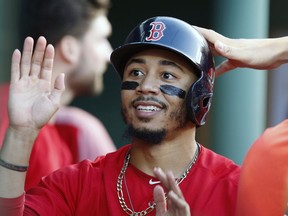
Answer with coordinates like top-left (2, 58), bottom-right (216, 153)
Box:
top-left (215, 60), bottom-right (237, 77)
top-left (50, 73), bottom-right (65, 104)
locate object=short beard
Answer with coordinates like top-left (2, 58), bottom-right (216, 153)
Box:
top-left (123, 125), bottom-right (167, 145)
top-left (121, 96), bottom-right (189, 145)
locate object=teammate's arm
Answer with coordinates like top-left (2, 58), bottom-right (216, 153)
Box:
top-left (194, 26), bottom-right (288, 76)
top-left (0, 36), bottom-right (64, 199)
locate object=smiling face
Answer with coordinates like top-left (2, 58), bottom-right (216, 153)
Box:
top-left (121, 49), bottom-right (197, 144)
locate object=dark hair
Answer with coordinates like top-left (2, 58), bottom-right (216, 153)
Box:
top-left (20, 0), bottom-right (110, 45)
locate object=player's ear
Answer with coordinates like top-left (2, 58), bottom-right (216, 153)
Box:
top-left (58, 35), bottom-right (81, 64)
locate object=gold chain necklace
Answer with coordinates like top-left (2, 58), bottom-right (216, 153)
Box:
top-left (116, 143), bottom-right (200, 216)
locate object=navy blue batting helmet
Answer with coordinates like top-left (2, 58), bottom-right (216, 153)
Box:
top-left (110, 16), bottom-right (215, 126)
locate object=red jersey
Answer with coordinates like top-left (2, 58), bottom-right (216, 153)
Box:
top-left (13, 144), bottom-right (240, 216)
top-left (237, 120), bottom-right (288, 216)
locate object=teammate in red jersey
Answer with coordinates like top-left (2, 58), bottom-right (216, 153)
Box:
top-left (0, 0), bottom-right (116, 191)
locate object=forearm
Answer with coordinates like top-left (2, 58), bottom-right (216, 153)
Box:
top-left (0, 127), bottom-right (38, 198)
top-left (274, 36), bottom-right (288, 65)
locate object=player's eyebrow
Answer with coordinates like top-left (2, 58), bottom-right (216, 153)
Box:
top-left (126, 58), bottom-right (145, 67)
top-left (126, 58), bottom-right (183, 71)
top-left (159, 60), bottom-right (183, 71)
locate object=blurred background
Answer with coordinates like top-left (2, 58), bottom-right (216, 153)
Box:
top-left (0, 0), bottom-right (287, 164)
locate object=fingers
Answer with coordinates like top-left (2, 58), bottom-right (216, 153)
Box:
top-left (193, 26), bottom-right (223, 43)
top-left (193, 26), bottom-right (230, 53)
top-left (30, 36), bottom-right (47, 77)
top-left (167, 171), bottom-right (184, 198)
top-left (153, 168), bottom-right (185, 199)
top-left (40, 44), bottom-right (55, 82)
top-left (193, 26), bottom-right (239, 75)
top-left (20, 37), bottom-right (34, 78)
top-left (10, 49), bottom-right (21, 83)
top-left (154, 167), bottom-right (169, 188)
top-left (154, 185), bottom-right (167, 215)
top-left (14, 36), bottom-right (55, 82)
top-left (153, 168), bottom-right (190, 215)
top-left (166, 190), bottom-right (190, 213)
top-left (153, 167), bottom-right (182, 195)
top-left (166, 172), bottom-right (190, 215)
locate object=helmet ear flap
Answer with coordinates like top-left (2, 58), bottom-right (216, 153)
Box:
top-left (202, 96), bottom-right (212, 109)
top-left (198, 94), bottom-right (213, 125)
top-left (186, 75), bottom-right (214, 127)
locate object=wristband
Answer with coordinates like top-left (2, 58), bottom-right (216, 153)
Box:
top-left (0, 157), bottom-right (28, 172)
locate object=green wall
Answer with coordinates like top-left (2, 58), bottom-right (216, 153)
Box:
top-left (0, 1), bottom-right (21, 83)
top-left (209, 0), bottom-right (269, 164)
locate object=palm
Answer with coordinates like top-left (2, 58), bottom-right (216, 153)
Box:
top-left (8, 37), bottom-right (64, 131)
top-left (9, 78), bottom-right (54, 129)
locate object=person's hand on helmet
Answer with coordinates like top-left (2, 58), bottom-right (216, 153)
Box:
top-left (194, 26), bottom-right (288, 76)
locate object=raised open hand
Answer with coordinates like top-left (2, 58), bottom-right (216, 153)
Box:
top-left (8, 36), bottom-right (65, 131)
top-left (153, 167), bottom-right (191, 216)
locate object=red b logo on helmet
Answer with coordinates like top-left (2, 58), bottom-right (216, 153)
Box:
top-left (146, 21), bottom-right (166, 41)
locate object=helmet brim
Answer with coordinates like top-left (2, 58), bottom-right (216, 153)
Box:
top-left (110, 42), bottom-right (200, 79)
